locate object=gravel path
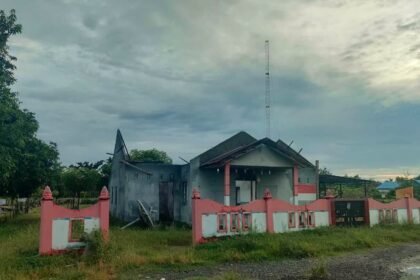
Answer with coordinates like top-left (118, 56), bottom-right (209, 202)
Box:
top-left (134, 243), bottom-right (420, 280)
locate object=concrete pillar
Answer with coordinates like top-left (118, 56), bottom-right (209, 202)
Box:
top-left (406, 196), bottom-right (413, 223)
top-left (315, 160), bottom-right (319, 199)
top-left (39, 186), bottom-right (54, 255)
top-left (191, 189), bottom-right (202, 245)
top-left (264, 188), bottom-right (274, 233)
top-left (224, 162), bottom-right (231, 206)
top-left (293, 165), bottom-right (299, 205)
top-left (98, 186), bottom-right (110, 241)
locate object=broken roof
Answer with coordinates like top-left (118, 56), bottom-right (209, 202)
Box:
top-left (199, 133), bottom-right (315, 168)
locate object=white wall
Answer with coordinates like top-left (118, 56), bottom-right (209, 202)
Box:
top-left (273, 212), bottom-right (289, 233)
top-left (412, 208), bottom-right (420, 224)
top-left (52, 217), bottom-right (100, 250)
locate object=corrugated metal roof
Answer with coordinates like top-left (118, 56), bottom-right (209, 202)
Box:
top-left (377, 181), bottom-right (400, 190)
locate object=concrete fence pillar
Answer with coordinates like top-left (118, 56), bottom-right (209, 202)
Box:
top-left (39, 186), bottom-right (54, 255)
top-left (98, 186), bottom-right (110, 241)
top-left (264, 188), bottom-right (274, 233)
top-left (406, 196), bottom-right (413, 223)
top-left (192, 189), bottom-right (202, 245)
top-left (325, 195), bottom-right (335, 226)
top-left (224, 162), bottom-right (231, 206)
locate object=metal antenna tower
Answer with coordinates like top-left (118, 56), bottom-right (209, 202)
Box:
top-left (265, 40), bottom-right (271, 138)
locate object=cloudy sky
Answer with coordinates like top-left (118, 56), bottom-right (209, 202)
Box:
top-left (2, 0), bottom-right (420, 180)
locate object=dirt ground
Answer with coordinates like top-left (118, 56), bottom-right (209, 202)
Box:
top-left (134, 243), bottom-right (420, 280)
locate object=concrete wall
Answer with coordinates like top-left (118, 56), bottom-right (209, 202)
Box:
top-left (298, 167), bottom-right (316, 184)
top-left (231, 144), bottom-right (294, 167)
top-left (192, 167), bottom-right (294, 206)
top-left (120, 163), bottom-right (187, 223)
top-left (109, 132), bottom-right (128, 220)
top-left (412, 208), bottom-right (420, 224)
top-left (52, 218), bottom-right (99, 250)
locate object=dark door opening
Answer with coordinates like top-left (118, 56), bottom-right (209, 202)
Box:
top-left (333, 199), bottom-right (367, 226)
top-left (159, 181), bottom-right (174, 223)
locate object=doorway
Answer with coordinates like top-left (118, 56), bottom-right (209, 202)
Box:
top-left (235, 180), bottom-right (256, 205)
top-left (159, 182), bottom-right (174, 222)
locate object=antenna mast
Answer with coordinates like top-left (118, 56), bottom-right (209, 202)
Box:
top-left (265, 40), bottom-right (271, 138)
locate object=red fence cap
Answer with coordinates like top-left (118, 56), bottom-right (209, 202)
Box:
top-left (192, 188), bottom-right (201, 199)
top-left (99, 186), bottom-right (110, 200)
top-left (42, 186), bottom-right (53, 200)
top-left (264, 188), bottom-right (272, 200)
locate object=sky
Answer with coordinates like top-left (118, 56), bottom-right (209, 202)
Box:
top-left (2, 0), bottom-right (420, 181)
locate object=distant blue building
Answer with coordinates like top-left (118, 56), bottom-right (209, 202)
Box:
top-left (377, 181), bottom-right (400, 198)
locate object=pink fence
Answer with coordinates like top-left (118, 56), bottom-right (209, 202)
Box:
top-left (192, 188), bottom-right (331, 244)
top-left (39, 186), bottom-right (110, 255)
top-left (367, 197), bottom-right (420, 226)
top-left (192, 190), bottom-right (420, 244)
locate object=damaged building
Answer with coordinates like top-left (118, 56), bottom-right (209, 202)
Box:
top-left (109, 130), bottom-right (319, 224)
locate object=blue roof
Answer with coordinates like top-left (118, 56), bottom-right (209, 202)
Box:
top-left (377, 181), bottom-right (400, 190)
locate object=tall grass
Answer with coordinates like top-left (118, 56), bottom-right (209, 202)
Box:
top-left (2, 210), bottom-right (420, 279)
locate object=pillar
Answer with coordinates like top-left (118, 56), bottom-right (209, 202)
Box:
top-left (325, 195), bottom-right (335, 226)
top-left (224, 162), bottom-right (231, 206)
top-left (191, 189), bottom-right (202, 245)
top-left (293, 165), bottom-right (299, 205)
top-left (406, 196), bottom-right (413, 224)
top-left (315, 160), bottom-right (319, 199)
top-left (264, 189), bottom-right (274, 233)
top-left (39, 186), bottom-right (54, 255)
top-left (98, 186), bottom-right (110, 241)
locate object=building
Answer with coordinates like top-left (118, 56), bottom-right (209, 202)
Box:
top-left (377, 181), bottom-right (400, 198)
top-left (109, 130), bottom-right (319, 224)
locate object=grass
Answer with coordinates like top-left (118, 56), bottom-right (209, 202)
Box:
top-left (2, 210), bottom-right (420, 279)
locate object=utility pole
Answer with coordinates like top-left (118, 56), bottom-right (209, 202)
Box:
top-left (265, 40), bottom-right (271, 138)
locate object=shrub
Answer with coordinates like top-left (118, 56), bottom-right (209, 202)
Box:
top-left (81, 230), bottom-right (111, 265)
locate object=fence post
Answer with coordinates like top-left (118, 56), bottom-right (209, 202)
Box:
top-left (325, 195), bottom-right (335, 226)
top-left (264, 189), bottom-right (274, 233)
top-left (98, 186), bottom-right (110, 241)
top-left (39, 186), bottom-right (54, 255)
top-left (192, 189), bottom-right (202, 245)
top-left (405, 196), bottom-right (413, 223)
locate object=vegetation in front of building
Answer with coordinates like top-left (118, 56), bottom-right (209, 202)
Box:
top-left (3, 211), bottom-right (420, 279)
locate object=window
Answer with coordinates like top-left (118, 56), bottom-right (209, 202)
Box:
top-left (181, 182), bottom-right (187, 205)
top-left (299, 212), bottom-right (307, 228)
top-left (242, 212), bottom-right (252, 231)
top-left (231, 213), bottom-right (240, 232)
top-left (379, 209), bottom-right (384, 222)
top-left (308, 212), bottom-right (315, 227)
top-left (288, 212), bottom-right (296, 228)
top-left (69, 219), bottom-right (84, 242)
top-left (392, 209), bottom-right (398, 223)
top-left (217, 213), bottom-right (227, 232)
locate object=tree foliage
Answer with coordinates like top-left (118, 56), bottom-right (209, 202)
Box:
top-left (319, 167), bottom-right (332, 175)
top-left (129, 148), bottom-right (172, 163)
top-left (0, 9), bottom-right (60, 198)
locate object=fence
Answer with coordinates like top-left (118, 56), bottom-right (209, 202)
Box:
top-left (192, 188), bottom-right (331, 244)
top-left (192, 189), bottom-right (420, 244)
top-left (39, 186), bottom-right (109, 255)
top-left (367, 197), bottom-right (420, 226)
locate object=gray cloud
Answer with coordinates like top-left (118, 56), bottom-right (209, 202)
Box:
top-left (1, 0), bottom-right (420, 181)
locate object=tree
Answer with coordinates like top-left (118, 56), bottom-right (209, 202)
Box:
top-left (0, 10), bottom-right (60, 198)
top-left (61, 167), bottom-right (101, 208)
top-left (319, 167), bottom-right (332, 175)
top-left (129, 148), bottom-right (172, 163)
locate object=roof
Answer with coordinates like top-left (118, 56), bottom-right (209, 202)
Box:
top-left (200, 137), bottom-right (314, 168)
top-left (197, 131), bottom-right (257, 165)
top-left (276, 138), bottom-right (314, 167)
top-left (377, 181), bottom-right (400, 190)
top-left (320, 174), bottom-right (376, 185)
